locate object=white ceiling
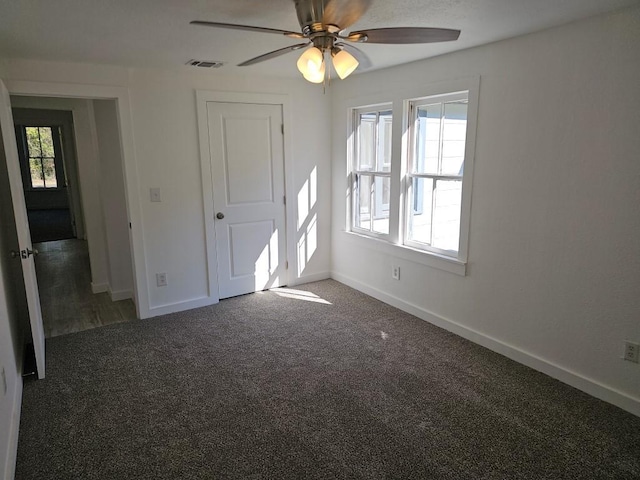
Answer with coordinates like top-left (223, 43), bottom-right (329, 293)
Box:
top-left (0, 0), bottom-right (638, 78)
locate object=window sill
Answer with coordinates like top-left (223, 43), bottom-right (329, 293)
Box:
top-left (341, 230), bottom-right (467, 276)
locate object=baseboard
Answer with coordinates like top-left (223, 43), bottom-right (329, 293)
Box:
top-left (3, 375), bottom-right (23, 480)
top-left (145, 295), bottom-right (217, 319)
top-left (90, 282), bottom-right (108, 294)
top-left (108, 289), bottom-right (133, 302)
top-left (331, 271), bottom-right (640, 418)
top-left (288, 271), bottom-right (331, 287)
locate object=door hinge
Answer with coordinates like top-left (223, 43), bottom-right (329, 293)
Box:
top-left (285, 260), bottom-right (289, 269)
top-left (283, 195), bottom-right (286, 205)
top-left (281, 124), bottom-right (284, 135)
top-left (129, 222), bottom-right (132, 229)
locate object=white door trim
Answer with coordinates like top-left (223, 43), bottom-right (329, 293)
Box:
top-left (5, 80), bottom-right (147, 318)
top-left (196, 90), bottom-right (296, 302)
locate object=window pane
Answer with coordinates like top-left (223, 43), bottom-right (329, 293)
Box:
top-left (377, 111), bottom-right (392, 172)
top-left (432, 180), bottom-right (462, 251)
top-left (29, 158), bottom-right (44, 188)
top-left (357, 113), bottom-right (375, 170)
top-left (42, 158), bottom-right (57, 188)
top-left (26, 127), bottom-right (41, 157)
top-left (408, 177), bottom-right (434, 245)
top-left (415, 104), bottom-right (441, 174)
top-left (441, 102), bottom-right (468, 175)
top-left (355, 174), bottom-right (372, 231)
top-left (372, 176), bottom-right (390, 234)
top-left (38, 127), bottom-right (55, 158)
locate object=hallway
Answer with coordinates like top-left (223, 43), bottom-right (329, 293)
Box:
top-left (35, 239), bottom-right (136, 338)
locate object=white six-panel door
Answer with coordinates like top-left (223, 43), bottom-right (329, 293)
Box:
top-left (207, 102), bottom-right (287, 299)
top-left (0, 79), bottom-right (46, 378)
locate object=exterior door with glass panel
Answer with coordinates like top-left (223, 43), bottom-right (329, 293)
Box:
top-left (206, 102), bottom-right (287, 299)
top-left (0, 79), bottom-right (46, 378)
top-left (13, 108), bottom-right (84, 240)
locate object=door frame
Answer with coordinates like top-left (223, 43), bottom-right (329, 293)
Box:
top-left (5, 80), bottom-right (147, 317)
top-left (196, 91), bottom-right (296, 303)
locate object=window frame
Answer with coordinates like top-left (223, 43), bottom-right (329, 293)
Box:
top-left (404, 91), bottom-right (470, 257)
top-left (350, 103), bottom-right (394, 240)
top-left (345, 77), bottom-right (480, 275)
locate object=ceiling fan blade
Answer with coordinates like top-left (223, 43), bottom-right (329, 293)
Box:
top-left (322, 0), bottom-right (372, 30)
top-left (335, 42), bottom-right (372, 70)
top-left (190, 21), bottom-right (304, 39)
top-left (347, 27), bottom-right (461, 44)
top-left (238, 43), bottom-right (310, 66)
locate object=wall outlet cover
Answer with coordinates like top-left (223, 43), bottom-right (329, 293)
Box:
top-left (150, 188), bottom-right (161, 202)
top-left (623, 341), bottom-right (639, 363)
top-left (156, 272), bottom-right (167, 287)
top-left (391, 265), bottom-right (400, 280)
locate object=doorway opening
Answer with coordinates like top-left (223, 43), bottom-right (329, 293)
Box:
top-left (10, 98), bottom-right (137, 339)
top-left (13, 109), bottom-right (82, 245)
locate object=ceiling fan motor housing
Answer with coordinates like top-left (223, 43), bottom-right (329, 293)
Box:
top-left (295, 0), bottom-right (331, 32)
top-left (295, 0), bottom-right (369, 35)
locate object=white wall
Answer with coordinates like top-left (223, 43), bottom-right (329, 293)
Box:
top-left (8, 96), bottom-right (111, 291)
top-left (92, 99), bottom-right (134, 300)
top-left (0, 61), bottom-right (333, 318)
top-left (126, 68), bottom-right (332, 313)
top-left (331, 6), bottom-right (640, 414)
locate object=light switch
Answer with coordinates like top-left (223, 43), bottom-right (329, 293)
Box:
top-left (150, 188), bottom-right (161, 202)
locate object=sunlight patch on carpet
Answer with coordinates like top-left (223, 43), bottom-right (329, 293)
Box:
top-left (272, 287), bottom-right (332, 305)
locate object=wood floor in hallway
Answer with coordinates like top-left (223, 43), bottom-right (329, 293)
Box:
top-left (34, 239), bottom-right (137, 338)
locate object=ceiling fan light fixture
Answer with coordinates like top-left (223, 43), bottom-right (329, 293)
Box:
top-left (297, 46), bottom-right (324, 77)
top-left (302, 59), bottom-right (326, 83)
top-left (332, 48), bottom-right (359, 79)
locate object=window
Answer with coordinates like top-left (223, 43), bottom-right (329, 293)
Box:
top-left (23, 126), bottom-right (60, 189)
top-left (406, 93), bottom-right (468, 255)
top-left (348, 78), bottom-right (478, 272)
top-left (352, 106), bottom-right (392, 236)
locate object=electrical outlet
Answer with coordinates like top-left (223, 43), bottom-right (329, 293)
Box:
top-left (623, 341), bottom-right (639, 363)
top-left (156, 272), bottom-right (168, 287)
top-left (150, 188), bottom-right (161, 203)
top-left (391, 265), bottom-right (400, 280)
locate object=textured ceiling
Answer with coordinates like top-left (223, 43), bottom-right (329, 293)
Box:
top-left (0, 0), bottom-right (638, 78)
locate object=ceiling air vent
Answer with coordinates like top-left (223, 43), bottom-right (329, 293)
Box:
top-left (186, 60), bottom-right (224, 68)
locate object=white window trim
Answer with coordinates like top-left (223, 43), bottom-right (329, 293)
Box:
top-left (403, 90), bottom-right (470, 257)
top-left (344, 76), bottom-right (480, 276)
top-left (349, 102), bottom-right (393, 241)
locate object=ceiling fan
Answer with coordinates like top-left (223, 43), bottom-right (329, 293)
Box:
top-left (191, 0), bottom-right (461, 84)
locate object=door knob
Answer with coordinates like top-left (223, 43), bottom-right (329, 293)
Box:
top-left (10, 249), bottom-right (38, 259)
top-left (20, 248), bottom-right (38, 259)
top-left (216, 212), bottom-right (225, 219)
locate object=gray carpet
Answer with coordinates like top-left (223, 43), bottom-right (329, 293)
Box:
top-left (16, 280), bottom-right (640, 479)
